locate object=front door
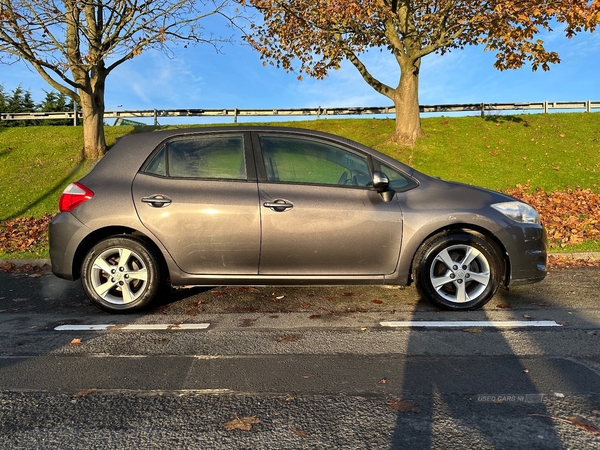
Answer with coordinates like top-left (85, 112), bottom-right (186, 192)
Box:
top-left (256, 133), bottom-right (403, 276)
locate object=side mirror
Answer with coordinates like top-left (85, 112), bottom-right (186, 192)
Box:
top-left (372, 171), bottom-right (390, 190)
top-left (372, 171), bottom-right (395, 202)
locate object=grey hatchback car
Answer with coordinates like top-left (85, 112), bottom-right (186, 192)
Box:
top-left (49, 126), bottom-right (546, 313)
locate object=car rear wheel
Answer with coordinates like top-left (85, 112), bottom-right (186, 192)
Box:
top-left (81, 236), bottom-right (164, 313)
top-left (413, 232), bottom-right (501, 311)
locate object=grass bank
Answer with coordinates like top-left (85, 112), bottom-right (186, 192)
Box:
top-left (1, 112), bottom-right (599, 258)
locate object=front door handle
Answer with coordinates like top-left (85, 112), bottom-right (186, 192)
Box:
top-left (263, 199), bottom-right (294, 212)
top-left (142, 195), bottom-right (172, 208)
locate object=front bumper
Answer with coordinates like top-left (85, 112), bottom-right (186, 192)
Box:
top-left (497, 223), bottom-right (547, 286)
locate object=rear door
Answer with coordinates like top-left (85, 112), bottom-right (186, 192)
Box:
top-left (255, 132), bottom-right (403, 276)
top-left (132, 131), bottom-right (261, 275)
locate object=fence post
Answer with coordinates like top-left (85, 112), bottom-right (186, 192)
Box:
top-left (73, 102), bottom-right (77, 126)
top-left (234, 108), bottom-right (238, 123)
top-left (544, 101), bottom-right (548, 114)
top-left (153, 109), bottom-right (158, 126)
top-left (587, 100), bottom-right (591, 113)
top-left (480, 103), bottom-right (485, 118)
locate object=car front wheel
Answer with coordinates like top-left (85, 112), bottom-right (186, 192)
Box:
top-left (81, 236), bottom-right (164, 313)
top-left (413, 232), bottom-right (501, 311)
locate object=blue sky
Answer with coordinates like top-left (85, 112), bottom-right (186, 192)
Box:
top-left (2, 21), bottom-right (599, 125)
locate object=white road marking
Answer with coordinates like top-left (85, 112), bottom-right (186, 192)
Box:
top-left (380, 320), bottom-right (562, 328)
top-left (54, 323), bottom-right (210, 331)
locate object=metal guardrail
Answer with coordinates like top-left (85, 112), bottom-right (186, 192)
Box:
top-left (1, 100), bottom-right (598, 124)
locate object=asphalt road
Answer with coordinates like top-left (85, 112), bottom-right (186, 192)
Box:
top-left (0, 266), bottom-right (599, 449)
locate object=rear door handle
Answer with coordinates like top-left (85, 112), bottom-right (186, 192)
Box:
top-left (263, 200), bottom-right (293, 212)
top-left (142, 195), bottom-right (172, 207)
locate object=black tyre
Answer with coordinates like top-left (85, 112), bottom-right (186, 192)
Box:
top-left (413, 232), bottom-right (501, 311)
top-left (81, 236), bottom-right (164, 313)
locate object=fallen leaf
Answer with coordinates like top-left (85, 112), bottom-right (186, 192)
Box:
top-left (28, 272), bottom-right (43, 278)
top-left (291, 427), bottom-right (309, 439)
top-left (379, 378), bottom-right (387, 384)
top-left (276, 334), bottom-right (299, 342)
top-left (568, 415), bottom-right (600, 434)
top-left (529, 414), bottom-right (599, 434)
top-left (240, 318), bottom-right (257, 327)
top-left (73, 389), bottom-right (95, 398)
top-left (523, 314), bottom-right (531, 319)
top-left (70, 338), bottom-right (82, 346)
top-left (463, 328), bottom-right (483, 333)
top-left (389, 398), bottom-right (421, 413)
top-left (371, 300), bottom-right (383, 304)
top-left (496, 304), bottom-right (511, 309)
top-left (309, 314), bottom-right (321, 319)
top-left (0, 262), bottom-right (15, 272)
top-left (224, 414), bottom-right (260, 431)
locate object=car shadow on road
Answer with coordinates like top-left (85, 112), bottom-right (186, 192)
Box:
top-left (389, 278), bottom-right (600, 448)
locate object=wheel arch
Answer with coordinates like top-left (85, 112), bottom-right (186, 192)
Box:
top-left (72, 226), bottom-right (170, 281)
top-left (408, 224), bottom-right (510, 287)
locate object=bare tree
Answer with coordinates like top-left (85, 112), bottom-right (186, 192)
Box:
top-left (0, 0), bottom-right (240, 159)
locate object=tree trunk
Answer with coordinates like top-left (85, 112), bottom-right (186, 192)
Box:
top-left (389, 58), bottom-right (424, 147)
top-left (78, 89), bottom-right (106, 160)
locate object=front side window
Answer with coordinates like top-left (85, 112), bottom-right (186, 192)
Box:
top-left (145, 134), bottom-right (247, 180)
top-left (259, 135), bottom-right (371, 186)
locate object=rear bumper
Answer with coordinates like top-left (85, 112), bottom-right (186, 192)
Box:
top-left (49, 212), bottom-right (90, 280)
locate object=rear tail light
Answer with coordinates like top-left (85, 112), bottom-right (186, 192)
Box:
top-left (59, 182), bottom-right (94, 212)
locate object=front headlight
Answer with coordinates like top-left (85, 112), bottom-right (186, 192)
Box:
top-left (491, 201), bottom-right (541, 224)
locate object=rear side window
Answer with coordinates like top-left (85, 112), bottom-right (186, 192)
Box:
top-left (145, 134), bottom-right (247, 180)
top-left (259, 135), bottom-right (371, 187)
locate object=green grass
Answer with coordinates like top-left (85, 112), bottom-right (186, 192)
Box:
top-left (0, 126), bottom-right (127, 220)
top-left (404, 114), bottom-right (600, 192)
top-left (557, 239), bottom-right (600, 253)
top-left (1, 112), bottom-right (599, 258)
